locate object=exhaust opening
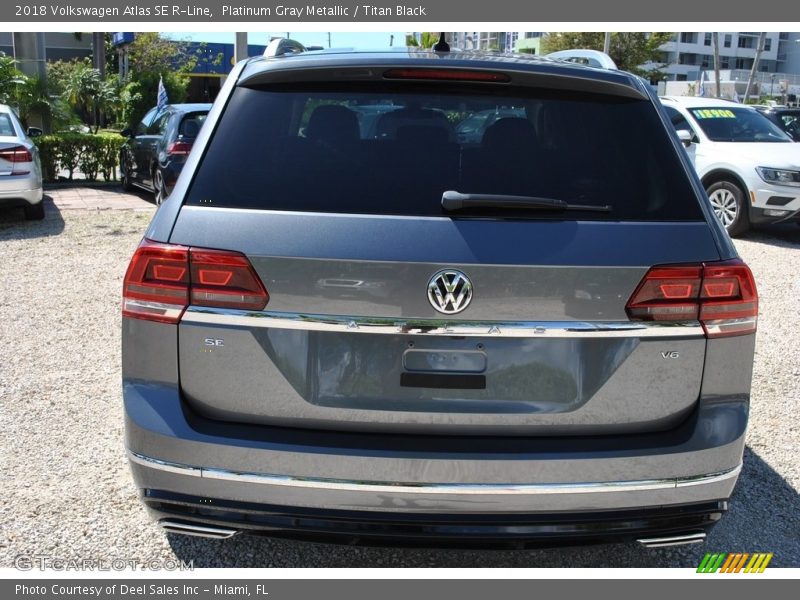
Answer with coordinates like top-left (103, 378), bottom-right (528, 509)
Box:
top-left (158, 519), bottom-right (239, 539)
top-left (637, 531), bottom-right (706, 548)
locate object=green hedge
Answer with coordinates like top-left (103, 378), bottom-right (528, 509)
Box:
top-left (34, 133), bottom-right (125, 183)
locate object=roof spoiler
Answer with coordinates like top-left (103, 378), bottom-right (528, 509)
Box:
top-left (545, 49), bottom-right (617, 70)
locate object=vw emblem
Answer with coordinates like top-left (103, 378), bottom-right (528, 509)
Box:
top-left (427, 270), bottom-right (473, 314)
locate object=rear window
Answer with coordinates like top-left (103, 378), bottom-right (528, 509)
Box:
top-left (186, 84), bottom-right (703, 220)
top-left (178, 112), bottom-right (208, 138)
top-left (0, 113), bottom-right (17, 137)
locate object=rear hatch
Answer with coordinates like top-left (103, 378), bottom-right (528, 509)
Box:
top-left (167, 64), bottom-right (722, 436)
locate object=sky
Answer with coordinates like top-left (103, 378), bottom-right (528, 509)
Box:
top-left (164, 32), bottom-right (408, 49)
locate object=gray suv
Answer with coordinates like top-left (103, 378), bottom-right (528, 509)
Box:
top-left (122, 42), bottom-right (758, 548)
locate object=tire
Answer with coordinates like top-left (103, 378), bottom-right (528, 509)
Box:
top-left (120, 157), bottom-right (134, 192)
top-left (24, 202), bottom-right (45, 221)
top-left (153, 168), bottom-right (167, 206)
top-left (706, 180), bottom-right (750, 237)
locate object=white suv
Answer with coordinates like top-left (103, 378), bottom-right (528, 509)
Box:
top-left (661, 96), bottom-right (800, 236)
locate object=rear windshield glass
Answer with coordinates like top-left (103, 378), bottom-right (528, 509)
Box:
top-left (0, 113), bottom-right (17, 137)
top-left (178, 112), bottom-right (208, 138)
top-left (186, 84), bottom-right (703, 220)
top-left (689, 107), bottom-right (791, 143)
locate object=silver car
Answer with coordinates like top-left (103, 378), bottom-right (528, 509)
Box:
top-left (122, 42), bottom-right (758, 548)
top-left (0, 104), bottom-right (43, 220)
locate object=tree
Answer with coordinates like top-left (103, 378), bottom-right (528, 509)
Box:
top-left (61, 65), bottom-right (119, 132)
top-left (1, 53), bottom-right (73, 132)
top-left (542, 32), bottom-right (674, 76)
top-left (405, 32), bottom-right (441, 49)
top-left (118, 33), bottom-right (193, 128)
top-left (743, 33), bottom-right (766, 104)
top-left (125, 32), bottom-right (197, 76)
top-left (15, 75), bottom-right (57, 130)
top-left (0, 52), bottom-right (26, 105)
top-left (120, 71), bottom-right (188, 128)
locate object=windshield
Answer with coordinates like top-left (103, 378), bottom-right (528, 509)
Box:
top-left (186, 85), bottom-right (703, 221)
top-left (689, 107), bottom-right (791, 142)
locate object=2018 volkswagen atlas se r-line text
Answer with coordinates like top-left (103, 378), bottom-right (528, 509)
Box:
top-left (122, 41), bottom-right (758, 548)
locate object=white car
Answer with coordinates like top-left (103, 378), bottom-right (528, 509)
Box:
top-left (661, 96), bottom-right (800, 236)
top-left (0, 103), bottom-right (44, 220)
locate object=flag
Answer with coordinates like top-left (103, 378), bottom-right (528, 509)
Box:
top-left (157, 76), bottom-right (168, 110)
top-left (697, 70), bottom-right (706, 97)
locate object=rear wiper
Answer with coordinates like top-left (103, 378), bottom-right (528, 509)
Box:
top-left (441, 190), bottom-right (612, 213)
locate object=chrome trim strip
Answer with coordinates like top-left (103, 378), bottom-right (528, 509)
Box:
top-left (158, 520), bottom-right (238, 539)
top-left (180, 307), bottom-right (706, 339)
top-left (675, 466), bottom-right (743, 488)
top-left (702, 316), bottom-right (757, 337)
top-left (123, 298), bottom-right (185, 321)
top-left (637, 532), bottom-right (706, 548)
top-left (129, 451), bottom-right (741, 496)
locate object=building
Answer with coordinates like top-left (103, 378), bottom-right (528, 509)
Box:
top-left (445, 32), bottom-right (544, 53)
top-left (182, 41), bottom-right (267, 102)
top-left (655, 32), bottom-right (800, 81)
top-left (0, 32), bottom-right (92, 64)
top-left (0, 32), bottom-right (91, 77)
top-left (514, 33), bottom-right (544, 55)
top-left (112, 34), bottom-right (267, 103)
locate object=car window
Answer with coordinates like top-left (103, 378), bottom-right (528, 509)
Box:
top-left (147, 111), bottom-right (171, 136)
top-left (688, 107), bottom-right (791, 142)
top-left (663, 106), bottom-right (697, 139)
top-left (780, 114), bottom-right (800, 140)
top-left (0, 113), bottom-right (16, 137)
top-left (135, 107), bottom-right (158, 136)
top-left (186, 85), bottom-right (704, 222)
top-left (178, 113), bottom-right (208, 138)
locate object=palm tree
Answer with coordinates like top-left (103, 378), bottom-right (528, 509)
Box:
top-left (14, 74), bottom-right (55, 130)
top-left (61, 66), bottom-right (117, 132)
top-left (0, 52), bottom-right (27, 105)
top-left (405, 32), bottom-right (442, 49)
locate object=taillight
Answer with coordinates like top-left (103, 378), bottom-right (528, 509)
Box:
top-left (122, 239), bottom-right (268, 324)
top-left (167, 141), bottom-right (193, 155)
top-left (626, 259), bottom-right (757, 338)
top-left (189, 249), bottom-right (269, 310)
top-left (0, 145), bottom-right (33, 175)
top-left (383, 68), bottom-right (510, 83)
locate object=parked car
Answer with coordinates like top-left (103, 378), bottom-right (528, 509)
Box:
top-left (119, 103), bottom-right (211, 204)
top-left (754, 105), bottom-right (800, 142)
top-left (661, 96), bottom-right (800, 235)
top-left (0, 104), bottom-right (44, 220)
top-left (122, 42), bottom-right (758, 549)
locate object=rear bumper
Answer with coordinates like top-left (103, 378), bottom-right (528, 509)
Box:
top-left (749, 205), bottom-right (800, 225)
top-left (0, 184), bottom-right (42, 206)
top-left (129, 448), bottom-right (741, 514)
top-left (125, 382), bottom-right (747, 539)
top-left (142, 488), bottom-right (728, 548)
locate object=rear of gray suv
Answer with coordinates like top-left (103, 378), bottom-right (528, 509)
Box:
top-left (122, 48), bottom-right (758, 548)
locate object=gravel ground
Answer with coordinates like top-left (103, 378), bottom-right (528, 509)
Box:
top-left (0, 201), bottom-right (798, 569)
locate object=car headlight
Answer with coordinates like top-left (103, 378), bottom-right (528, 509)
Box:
top-left (756, 167), bottom-right (800, 187)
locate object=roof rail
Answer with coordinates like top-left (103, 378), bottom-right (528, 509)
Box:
top-left (264, 38), bottom-right (307, 58)
top-left (546, 49), bottom-right (617, 70)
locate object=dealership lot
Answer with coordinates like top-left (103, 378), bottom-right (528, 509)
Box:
top-left (0, 190), bottom-right (797, 568)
